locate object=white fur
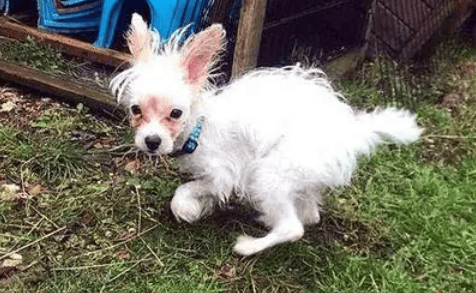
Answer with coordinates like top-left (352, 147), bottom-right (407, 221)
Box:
top-left (111, 14), bottom-right (423, 256)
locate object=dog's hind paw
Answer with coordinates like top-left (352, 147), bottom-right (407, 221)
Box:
top-left (233, 235), bottom-right (266, 256)
top-left (233, 220), bottom-right (305, 255)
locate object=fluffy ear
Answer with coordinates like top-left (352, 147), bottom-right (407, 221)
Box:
top-left (181, 24), bottom-right (226, 88)
top-left (127, 13), bottom-right (154, 63)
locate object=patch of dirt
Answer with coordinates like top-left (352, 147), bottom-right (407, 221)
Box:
top-left (0, 264), bottom-right (21, 284)
top-left (0, 87), bottom-right (60, 129)
top-left (304, 211), bottom-right (395, 257)
top-left (438, 93), bottom-right (462, 111)
top-left (459, 61), bottom-right (476, 77)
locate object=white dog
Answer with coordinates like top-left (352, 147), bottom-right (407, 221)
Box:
top-left (111, 14), bottom-right (422, 256)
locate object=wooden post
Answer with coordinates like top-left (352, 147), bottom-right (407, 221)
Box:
top-left (232, 0), bottom-right (268, 78)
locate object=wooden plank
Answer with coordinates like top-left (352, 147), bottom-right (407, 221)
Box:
top-left (0, 60), bottom-right (122, 116)
top-left (231, 0), bottom-right (268, 77)
top-left (373, 2), bottom-right (414, 51)
top-left (424, 0), bottom-right (446, 8)
top-left (398, 1), bottom-right (469, 59)
top-left (263, 0), bottom-right (353, 31)
top-left (361, 0), bottom-right (376, 58)
top-left (0, 17), bottom-right (131, 68)
top-left (381, 0), bottom-right (431, 30)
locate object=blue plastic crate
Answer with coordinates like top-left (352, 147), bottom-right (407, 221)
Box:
top-left (37, 0), bottom-right (101, 34)
top-left (94, 0), bottom-right (208, 48)
top-left (60, 0), bottom-right (97, 7)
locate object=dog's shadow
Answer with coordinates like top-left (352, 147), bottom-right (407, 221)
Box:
top-left (162, 202), bottom-right (268, 238)
top-left (158, 202), bottom-right (350, 255)
top-left (159, 201), bottom-right (395, 260)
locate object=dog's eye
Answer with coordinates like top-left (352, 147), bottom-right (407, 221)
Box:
top-left (131, 105), bottom-right (141, 115)
top-left (170, 109), bottom-right (183, 119)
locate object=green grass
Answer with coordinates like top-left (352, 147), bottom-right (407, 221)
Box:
top-left (0, 37), bottom-right (74, 75)
top-left (327, 147), bottom-right (476, 292)
top-left (1, 36), bottom-right (476, 292)
top-left (0, 102), bottom-right (121, 183)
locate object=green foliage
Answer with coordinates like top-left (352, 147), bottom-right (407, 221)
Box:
top-left (0, 126), bottom-right (34, 161)
top-left (0, 37), bottom-right (74, 75)
top-left (0, 125), bottom-right (93, 182)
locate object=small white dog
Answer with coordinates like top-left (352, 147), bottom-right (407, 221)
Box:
top-left (111, 14), bottom-right (422, 256)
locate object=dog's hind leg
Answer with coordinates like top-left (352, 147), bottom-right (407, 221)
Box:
top-left (295, 193), bottom-right (321, 225)
top-left (233, 195), bottom-right (304, 256)
top-left (171, 180), bottom-right (216, 223)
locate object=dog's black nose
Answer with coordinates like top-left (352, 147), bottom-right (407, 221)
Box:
top-left (145, 135), bottom-right (162, 151)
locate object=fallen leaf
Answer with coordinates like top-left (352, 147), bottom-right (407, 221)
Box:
top-left (0, 101), bottom-right (15, 112)
top-left (119, 232), bottom-right (137, 240)
top-left (0, 265), bottom-right (20, 279)
top-left (0, 253), bottom-right (22, 281)
top-left (24, 182), bottom-right (49, 195)
top-left (9, 254), bottom-right (22, 260)
top-left (78, 215), bottom-right (95, 227)
top-left (2, 258), bottom-right (22, 267)
top-left (0, 87), bottom-right (18, 100)
top-left (54, 228), bottom-right (73, 243)
top-left (0, 184), bottom-right (21, 201)
top-left (439, 93), bottom-right (461, 111)
top-left (93, 137), bottom-right (116, 149)
top-left (218, 264), bottom-right (236, 280)
top-left (93, 142), bottom-right (104, 149)
top-left (116, 249), bottom-right (130, 259)
top-left (459, 62), bottom-right (476, 76)
top-left (125, 160), bottom-right (141, 174)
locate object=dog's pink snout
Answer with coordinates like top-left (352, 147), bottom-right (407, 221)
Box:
top-left (145, 135), bottom-right (162, 151)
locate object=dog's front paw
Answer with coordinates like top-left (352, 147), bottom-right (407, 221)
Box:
top-left (171, 197), bottom-right (203, 223)
top-left (233, 235), bottom-right (266, 256)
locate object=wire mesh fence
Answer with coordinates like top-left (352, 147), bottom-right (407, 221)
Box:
top-left (366, 0), bottom-right (474, 110)
top-left (201, 0), bottom-right (475, 109)
top-left (259, 0), bottom-right (368, 67)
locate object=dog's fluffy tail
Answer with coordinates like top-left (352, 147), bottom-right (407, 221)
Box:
top-left (356, 107), bottom-right (422, 147)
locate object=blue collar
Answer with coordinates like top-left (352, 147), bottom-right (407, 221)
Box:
top-left (170, 118), bottom-right (203, 157)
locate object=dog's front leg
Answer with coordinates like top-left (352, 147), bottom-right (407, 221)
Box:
top-left (171, 180), bottom-right (215, 223)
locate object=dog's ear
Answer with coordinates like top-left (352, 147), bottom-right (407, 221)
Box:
top-left (127, 13), bottom-right (154, 64)
top-left (181, 24), bottom-right (225, 88)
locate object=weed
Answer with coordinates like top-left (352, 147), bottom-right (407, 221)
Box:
top-left (0, 126), bottom-right (34, 161)
top-left (32, 138), bottom-right (94, 182)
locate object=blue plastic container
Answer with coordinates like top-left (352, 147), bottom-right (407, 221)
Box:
top-left (60, 0), bottom-right (97, 7)
top-left (37, 0), bottom-right (101, 34)
top-left (94, 0), bottom-right (207, 48)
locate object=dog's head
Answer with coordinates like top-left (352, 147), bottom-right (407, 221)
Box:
top-left (111, 13), bottom-right (225, 155)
